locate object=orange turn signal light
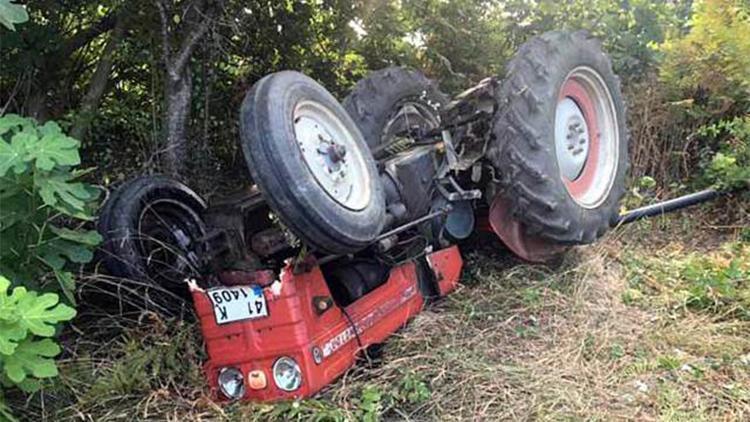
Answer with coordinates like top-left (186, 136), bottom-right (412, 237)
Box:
top-left (247, 370), bottom-right (267, 390)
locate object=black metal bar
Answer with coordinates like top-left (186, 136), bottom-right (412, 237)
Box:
top-left (376, 206), bottom-right (452, 241)
top-left (617, 188), bottom-right (722, 225)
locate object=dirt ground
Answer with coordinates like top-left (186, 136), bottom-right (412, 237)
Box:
top-left (9, 203), bottom-right (750, 421)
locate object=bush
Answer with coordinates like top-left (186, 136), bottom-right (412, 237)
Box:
top-left (636, 0), bottom-right (750, 188)
top-left (660, 0), bottom-right (750, 119)
top-left (0, 114), bottom-right (101, 302)
top-left (0, 275), bottom-right (76, 391)
top-left (0, 114), bottom-right (100, 417)
top-left (699, 116), bottom-right (750, 189)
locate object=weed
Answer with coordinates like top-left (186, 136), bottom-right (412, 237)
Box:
top-left (657, 355), bottom-right (682, 371)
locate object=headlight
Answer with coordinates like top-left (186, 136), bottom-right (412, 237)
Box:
top-left (272, 356), bottom-right (302, 391)
top-left (218, 367), bottom-right (245, 400)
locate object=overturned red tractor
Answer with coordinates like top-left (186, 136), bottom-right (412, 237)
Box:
top-left (99, 31), bottom-right (631, 401)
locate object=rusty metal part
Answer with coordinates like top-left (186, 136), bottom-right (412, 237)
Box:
top-left (251, 227), bottom-right (291, 257)
top-left (488, 195), bottom-right (566, 263)
top-left (436, 77), bottom-right (498, 171)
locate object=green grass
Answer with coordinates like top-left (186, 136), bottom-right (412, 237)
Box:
top-left (6, 213), bottom-right (750, 421)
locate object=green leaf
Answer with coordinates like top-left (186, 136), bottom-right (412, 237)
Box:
top-left (15, 376), bottom-right (42, 393)
top-left (0, 277), bottom-right (69, 360)
top-left (0, 131), bottom-right (31, 176)
top-left (49, 226), bottom-right (102, 246)
top-left (0, 0), bottom-right (28, 31)
top-left (0, 182), bottom-right (31, 232)
top-left (2, 338), bottom-right (60, 384)
top-left (16, 290), bottom-right (76, 337)
top-left (53, 270), bottom-right (76, 305)
top-left (32, 131), bottom-right (80, 171)
top-left (38, 121), bottom-right (62, 138)
top-left (34, 171), bottom-right (95, 217)
top-left (0, 114), bottom-right (31, 137)
top-left (0, 276), bottom-right (23, 320)
top-left (38, 238), bottom-right (94, 267)
top-left (0, 322), bottom-right (25, 355)
top-left (0, 277), bottom-right (76, 339)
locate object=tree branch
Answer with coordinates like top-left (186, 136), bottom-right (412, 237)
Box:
top-left (155, 0), bottom-right (173, 64)
top-left (60, 12), bottom-right (119, 58)
top-left (172, 11), bottom-right (211, 73)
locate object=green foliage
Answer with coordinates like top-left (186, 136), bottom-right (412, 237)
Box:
top-left (255, 371), bottom-right (431, 421)
top-left (0, 275), bottom-right (76, 391)
top-left (698, 116), bottom-right (750, 189)
top-left (0, 0), bottom-right (27, 31)
top-left (0, 114), bottom-right (101, 303)
top-left (624, 243), bottom-right (750, 318)
top-left (660, 0), bottom-right (750, 118)
top-left (0, 114), bottom-right (94, 418)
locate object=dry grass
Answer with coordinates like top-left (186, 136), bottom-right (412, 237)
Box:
top-left (7, 211), bottom-right (750, 421)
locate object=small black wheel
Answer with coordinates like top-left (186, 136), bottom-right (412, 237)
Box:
top-left (343, 66), bottom-right (447, 154)
top-left (488, 30), bottom-right (629, 244)
top-left (240, 71), bottom-right (385, 254)
top-left (97, 175), bottom-right (207, 288)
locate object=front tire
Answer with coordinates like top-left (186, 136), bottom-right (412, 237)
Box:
top-left (488, 30), bottom-right (629, 244)
top-left (97, 175), bottom-right (207, 287)
top-left (240, 71), bottom-right (386, 254)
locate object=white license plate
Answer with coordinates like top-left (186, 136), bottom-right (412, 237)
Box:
top-left (208, 286), bottom-right (268, 324)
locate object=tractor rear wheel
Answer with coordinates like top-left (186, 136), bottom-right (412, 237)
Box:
top-left (488, 30), bottom-right (629, 244)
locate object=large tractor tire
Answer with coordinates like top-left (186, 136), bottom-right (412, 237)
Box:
top-left (98, 175), bottom-right (207, 287)
top-left (240, 71), bottom-right (385, 255)
top-left (342, 67), bottom-right (448, 153)
top-left (488, 30), bottom-right (629, 244)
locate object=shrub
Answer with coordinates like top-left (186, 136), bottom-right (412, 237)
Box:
top-left (0, 114), bottom-right (100, 417)
top-left (699, 116), bottom-right (750, 189)
top-left (0, 114), bottom-right (101, 303)
top-left (660, 0), bottom-right (750, 119)
top-left (0, 275), bottom-right (76, 392)
top-left (656, 0), bottom-right (750, 188)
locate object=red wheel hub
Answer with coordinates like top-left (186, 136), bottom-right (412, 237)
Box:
top-left (559, 77), bottom-right (600, 200)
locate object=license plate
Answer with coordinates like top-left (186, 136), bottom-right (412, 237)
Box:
top-left (208, 285), bottom-right (268, 324)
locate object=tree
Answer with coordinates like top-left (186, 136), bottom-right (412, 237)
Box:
top-left (155, 0), bottom-right (223, 175)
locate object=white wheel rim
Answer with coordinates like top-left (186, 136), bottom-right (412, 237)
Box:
top-left (293, 100), bottom-right (371, 211)
top-left (554, 98), bottom-right (590, 181)
top-left (554, 66), bottom-right (619, 209)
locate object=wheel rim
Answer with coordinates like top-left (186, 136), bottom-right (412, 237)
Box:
top-left (382, 100), bottom-right (441, 145)
top-left (293, 100), bottom-right (372, 211)
top-left (137, 199), bottom-right (205, 283)
top-left (554, 66), bottom-right (619, 209)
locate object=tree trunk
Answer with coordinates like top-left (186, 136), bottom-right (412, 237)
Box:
top-left (71, 18), bottom-right (126, 141)
top-left (156, 0), bottom-right (214, 176)
top-left (163, 66), bottom-right (193, 174)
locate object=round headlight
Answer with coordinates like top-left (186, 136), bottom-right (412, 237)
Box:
top-left (217, 367), bottom-right (245, 400)
top-left (272, 356), bottom-right (302, 391)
